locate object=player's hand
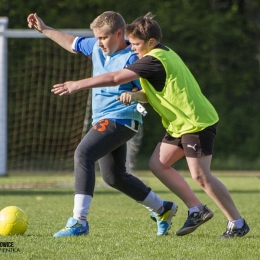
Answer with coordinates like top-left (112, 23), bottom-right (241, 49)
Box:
top-left (116, 92), bottom-right (134, 105)
top-left (27, 13), bottom-right (46, 33)
top-left (116, 86), bottom-right (139, 105)
top-left (51, 81), bottom-right (79, 96)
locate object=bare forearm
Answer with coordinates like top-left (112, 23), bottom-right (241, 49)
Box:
top-left (76, 73), bottom-right (119, 89)
top-left (52, 69), bottom-right (140, 96)
top-left (41, 27), bottom-right (76, 53)
top-left (27, 13), bottom-right (75, 53)
top-left (52, 71), bottom-right (134, 95)
top-left (132, 91), bottom-right (148, 103)
top-left (117, 90), bottom-right (148, 105)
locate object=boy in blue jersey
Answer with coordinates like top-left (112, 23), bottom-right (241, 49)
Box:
top-left (27, 11), bottom-right (179, 237)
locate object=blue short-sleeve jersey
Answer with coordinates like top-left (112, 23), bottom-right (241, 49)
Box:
top-left (72, 37), bottom-right (142, 125)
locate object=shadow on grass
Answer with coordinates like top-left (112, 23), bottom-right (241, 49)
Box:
top-left (193, 233), bottom-right (259, 239)
top-left (0, 188), bottom-right (259, 196)
top-left (0, 189), bottom-right (74, 196)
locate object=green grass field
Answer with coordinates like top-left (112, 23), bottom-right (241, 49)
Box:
top-left (0, 171), bottom-right (259, 260)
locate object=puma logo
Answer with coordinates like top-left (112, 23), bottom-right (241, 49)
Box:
top-left (187, 144), bottom-right (197, 151)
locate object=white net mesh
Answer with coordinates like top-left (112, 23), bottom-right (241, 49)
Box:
top-left (7, 38), bottom-right (92, 171)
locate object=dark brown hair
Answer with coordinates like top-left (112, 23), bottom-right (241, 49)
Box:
top-left (125, 12), bottom-right (162, 42)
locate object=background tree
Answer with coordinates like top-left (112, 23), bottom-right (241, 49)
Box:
top-left (1, 0), bottom-right (259, 170)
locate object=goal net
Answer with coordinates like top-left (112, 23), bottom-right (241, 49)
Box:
top-left (1, 21), bottom-right (143, 175)
top-left (4, 28), bottom-right (93, 173)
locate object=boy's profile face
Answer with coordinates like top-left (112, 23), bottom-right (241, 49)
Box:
top-left (93, 27), bottom-right (123, 55)
top-left (128, 35), bottom-right (152, 59)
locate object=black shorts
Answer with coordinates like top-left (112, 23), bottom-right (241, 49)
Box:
top-left (160, 123), bottom-right (218, 158)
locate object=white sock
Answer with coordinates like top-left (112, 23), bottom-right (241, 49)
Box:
top-left (73, 194), bottom-right (92, 226)
top-left (232, 217), bottom-right (244, 229)
top-left (188, 204), bottom-right (206, 215)
top-left (141, 191), bottom-right (164, 213)
top-left (188, 205), bottom-right (200, 215)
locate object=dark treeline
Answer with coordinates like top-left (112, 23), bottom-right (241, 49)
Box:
top-left (1, 0), bottom-right (260, 170)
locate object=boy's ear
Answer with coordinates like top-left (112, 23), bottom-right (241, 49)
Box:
top-left (148, 39), bottom-right (152, 46)
top-left (117, 29), bottom-right (122, 37)
top-left (148, 38), bottom-right (156, 47)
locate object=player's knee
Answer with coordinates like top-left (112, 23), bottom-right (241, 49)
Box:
top-left (191, 173), bottom-right (206, 188)
top-left (102, 175), bottom-right (116, 187)
top-left (102, 170), bottom-right (126, 189)
top-left (149, 158), bottom-right (166, 173)
top-left (74, 145), bottom-right (92, 163)
top-left (74, 145), bottom-right (83, 160)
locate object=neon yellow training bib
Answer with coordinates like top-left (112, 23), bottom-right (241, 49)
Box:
top-left (140, 48), bottom-right (219, 137)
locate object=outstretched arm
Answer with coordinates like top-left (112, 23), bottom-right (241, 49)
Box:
top-left (51, 69), bottom-right (147, 103)
top-left (27, 13), bottom-right (76, 53)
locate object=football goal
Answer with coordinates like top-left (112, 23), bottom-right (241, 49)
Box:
top-left (0, 17), bottom-right (143, 176)
top-left (0, 17), bottom-right (94, 175)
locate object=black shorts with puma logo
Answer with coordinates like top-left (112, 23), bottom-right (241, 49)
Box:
top-left (160, 123), bottom-right (218, 158)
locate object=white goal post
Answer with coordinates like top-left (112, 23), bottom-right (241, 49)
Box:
top-left (0, 17), bottom-right (8, 176)
top-left (0, 17), bottom-right (94, 176)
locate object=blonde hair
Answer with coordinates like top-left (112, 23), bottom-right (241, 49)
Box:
top-left (90, 11), bottom-right (125, 34)
top-left (126, 12), bottom-right (162, 42)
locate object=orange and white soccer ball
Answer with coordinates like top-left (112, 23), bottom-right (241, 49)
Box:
top-left (0, 206), bottom-right (29, 235)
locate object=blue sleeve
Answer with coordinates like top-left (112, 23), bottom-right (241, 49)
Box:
top-left (126, 54), bottom-right (142, 90)
top-left (73, 37), bottom-right (97, 56)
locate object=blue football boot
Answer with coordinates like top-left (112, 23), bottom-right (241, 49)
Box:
top-left (53, 217), bottom-right (89, 237)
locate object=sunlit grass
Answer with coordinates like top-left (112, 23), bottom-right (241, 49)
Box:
top-left (0, 171), bottom-right (259, 260)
